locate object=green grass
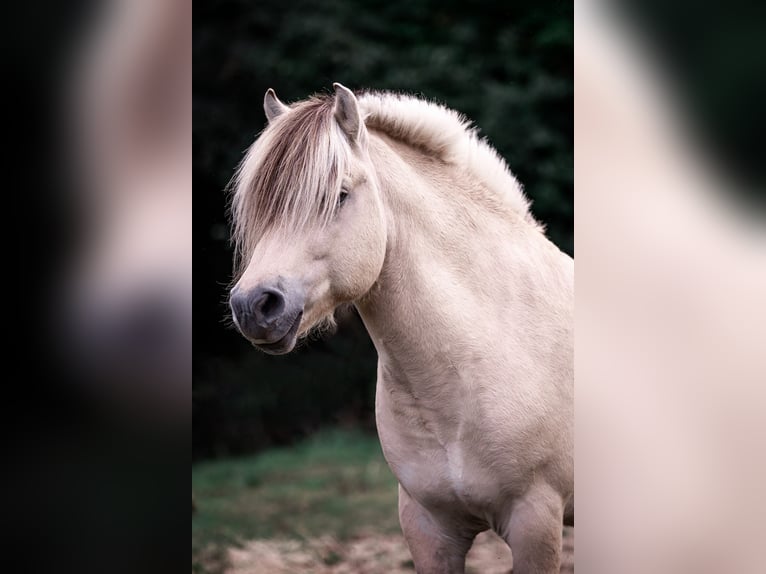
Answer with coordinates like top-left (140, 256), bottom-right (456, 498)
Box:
top-left (192, 429), bottom-right (400, 574)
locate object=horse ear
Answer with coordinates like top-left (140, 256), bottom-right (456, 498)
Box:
top-left (332, 83), bottom-right (363, 143)
top-left (264, 88), bottom-right (289, 123)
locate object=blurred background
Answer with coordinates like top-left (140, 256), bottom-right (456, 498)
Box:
top-left (193, 1), bottom-right (572, 571)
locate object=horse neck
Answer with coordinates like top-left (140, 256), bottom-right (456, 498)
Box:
top-left (355, 131), bottom-right (560, 394)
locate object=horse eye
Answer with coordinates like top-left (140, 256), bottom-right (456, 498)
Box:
top-left (338, 190), bottom-right (349, 207)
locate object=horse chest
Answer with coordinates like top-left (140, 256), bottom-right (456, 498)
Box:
top-left (394, 436), bottom-right (500, 515)
top-left (377, 397), bottom-right (497, 514)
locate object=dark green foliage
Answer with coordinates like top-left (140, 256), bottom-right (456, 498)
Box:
top-left (194, 1), bottom-right (572, 460)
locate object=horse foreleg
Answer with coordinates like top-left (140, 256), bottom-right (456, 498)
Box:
top-left (398, 484), bottom-right (475, 574)
top-left (503, 485), bottom-right (565, 574)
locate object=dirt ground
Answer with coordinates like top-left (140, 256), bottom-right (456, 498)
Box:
top-left (225, 526), bottom-right (573, 573)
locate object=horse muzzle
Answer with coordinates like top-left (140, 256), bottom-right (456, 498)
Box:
top-left (229, 280), bottom-right (305, 355)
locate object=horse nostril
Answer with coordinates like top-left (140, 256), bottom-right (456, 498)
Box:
top-left (251, 288), bottom-right (285, 324)
top-left (230, 283), bottom-right (294, 342)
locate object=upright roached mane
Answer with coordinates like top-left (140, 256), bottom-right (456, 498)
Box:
top-left (230, 90), bottom-right (539, 276)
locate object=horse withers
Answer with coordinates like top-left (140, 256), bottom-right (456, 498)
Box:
top-left (229, 84), bottom-right (573, 574)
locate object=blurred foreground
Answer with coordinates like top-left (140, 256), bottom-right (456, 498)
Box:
top-left (576, 2), bottom-right (766, 573)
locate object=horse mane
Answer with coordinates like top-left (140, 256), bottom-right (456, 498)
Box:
top-left (357, 91), bottom-right (537, 226)
top-left (231, 90), bottom-right (538, 273)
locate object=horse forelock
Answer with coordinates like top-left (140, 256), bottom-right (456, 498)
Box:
top-left (230, 95), bottom-right (350, 276)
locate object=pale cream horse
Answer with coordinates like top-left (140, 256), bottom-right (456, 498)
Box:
top-left (229, 84), bottom-right (573, 573)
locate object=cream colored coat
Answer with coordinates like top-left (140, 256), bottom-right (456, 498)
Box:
top-left (231, 85), bottom-right (573, 574)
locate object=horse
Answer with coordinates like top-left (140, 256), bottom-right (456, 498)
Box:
top-left (228, 83), bottom-right (573, 574)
